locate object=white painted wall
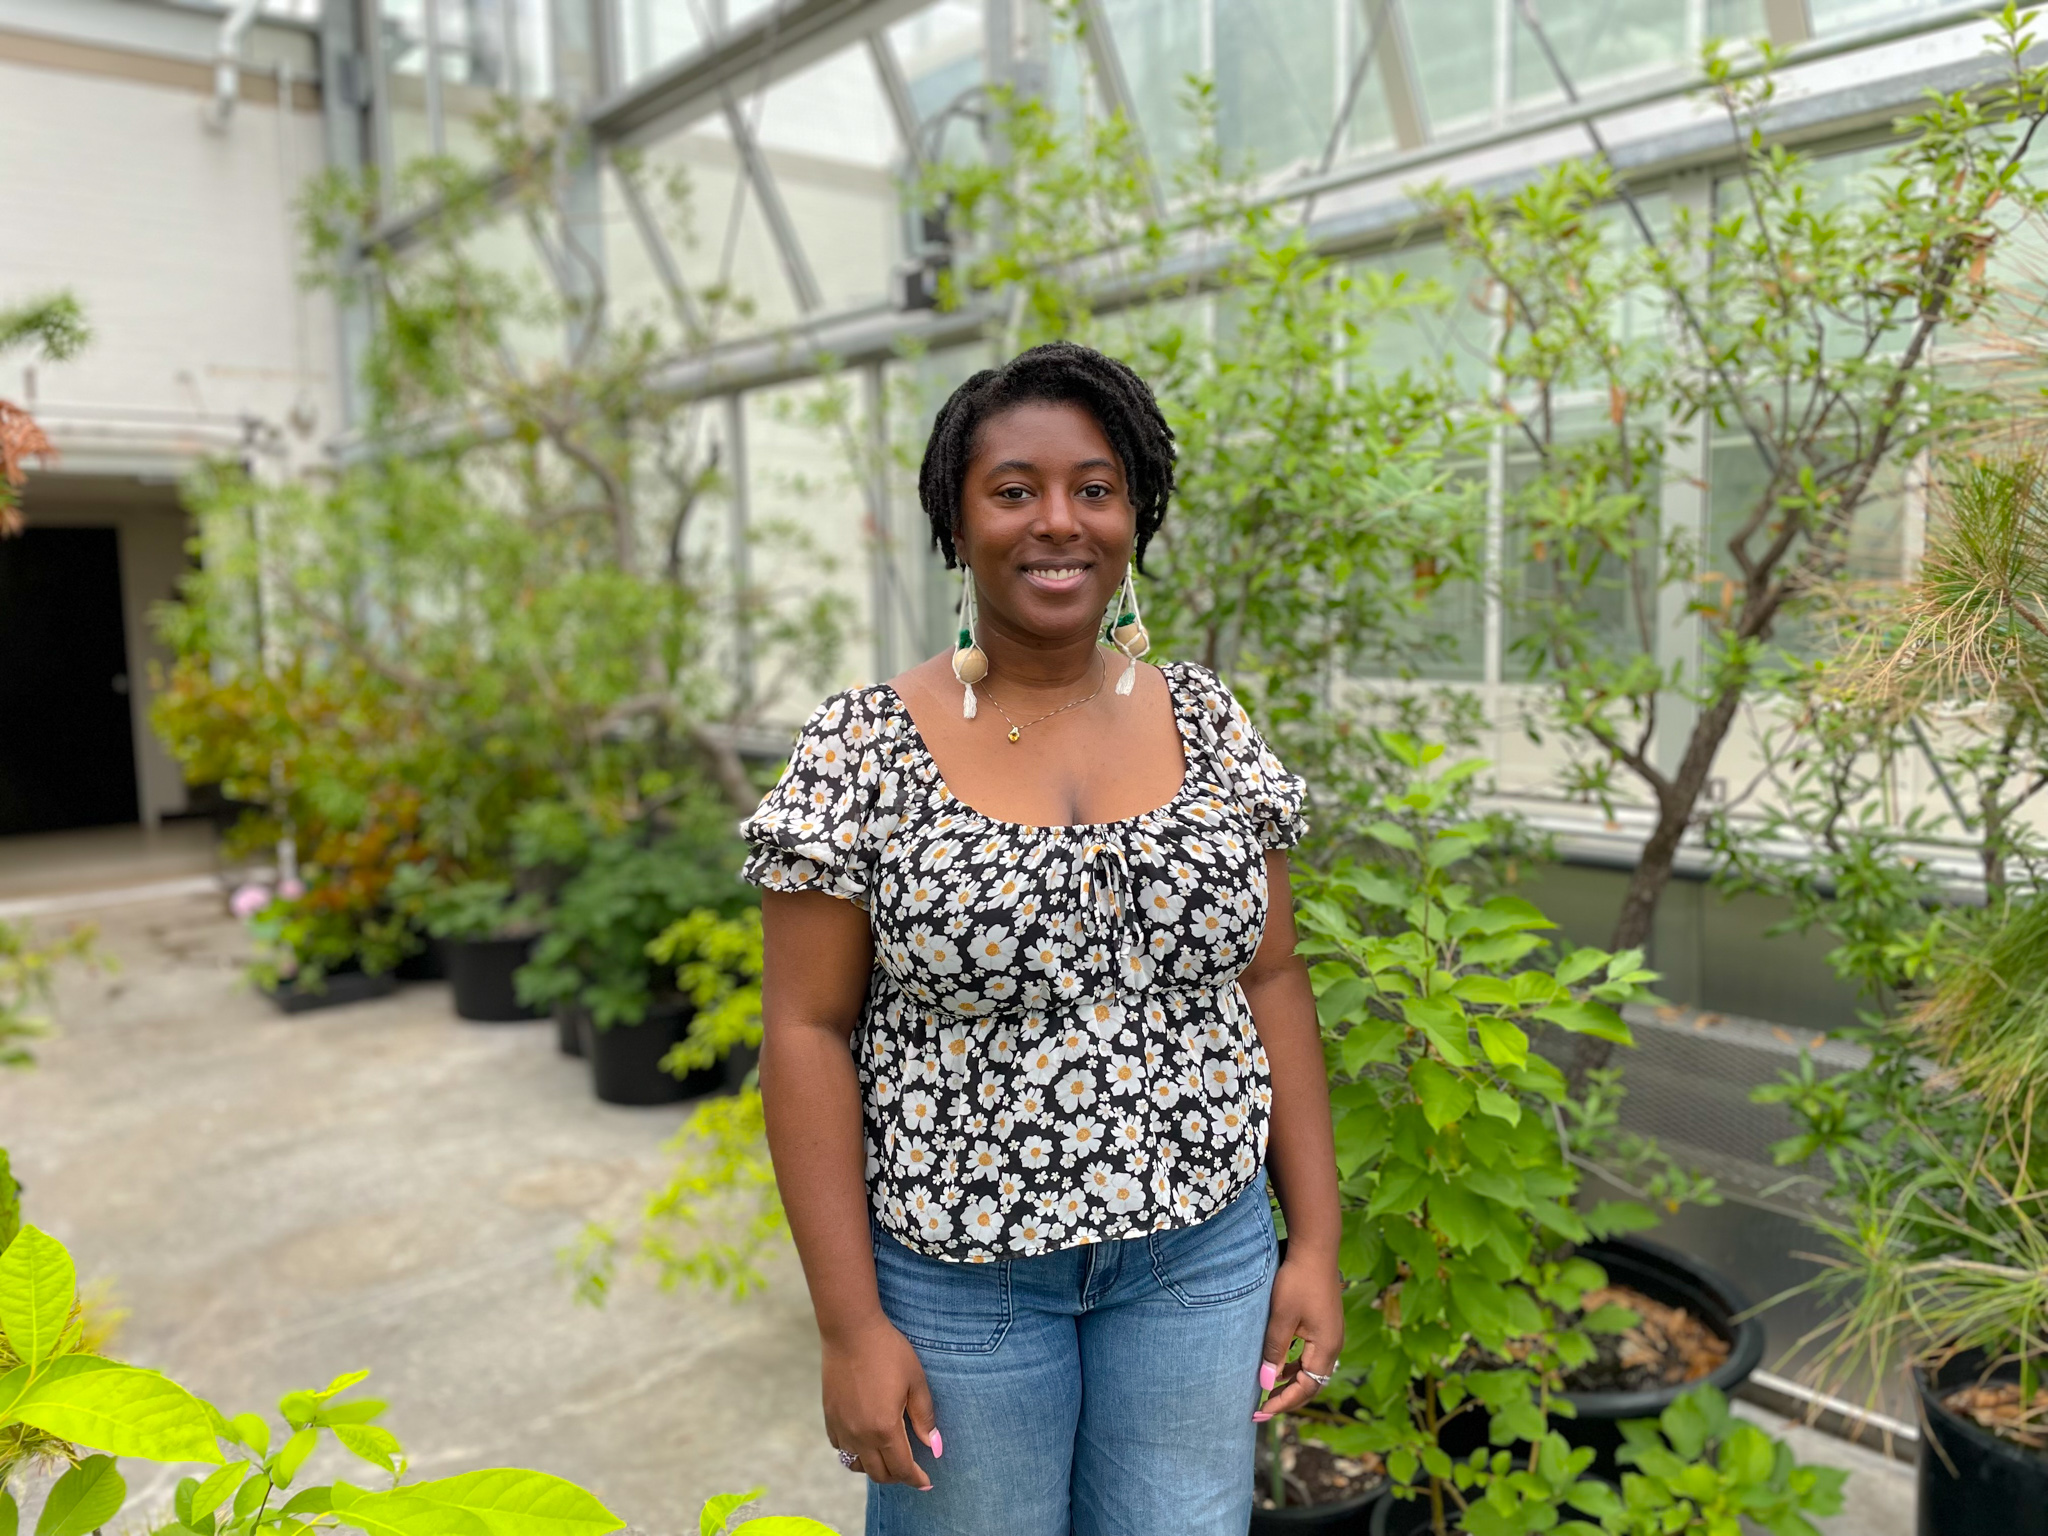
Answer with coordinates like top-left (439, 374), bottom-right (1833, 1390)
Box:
top-left (0, 2), bottom-right (347, 825)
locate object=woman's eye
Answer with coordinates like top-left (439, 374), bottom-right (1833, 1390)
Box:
top-left (996, 486), bottom-right (1030, 501)
top-left (1079, 483), bottom-right (1111, 499)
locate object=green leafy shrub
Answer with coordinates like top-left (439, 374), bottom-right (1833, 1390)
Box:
top-left (0, 922), bottom-right (105, 1071)
top-left (1290, 737), bottom-right (1683, 1530)
top-left (516, 810), bottom-right (752, 1029)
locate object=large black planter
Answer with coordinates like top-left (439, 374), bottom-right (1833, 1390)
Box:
top-left (264, 964), bottom-right (398, 1015)
top-left (555, 1003), bottom-right (587, 1057)
top-left (587, 1001), bottom-right (724, 1105)
top-left (446, 935), bottom-right (542, 1022)
top-left (1254, 1487), bottom-right (1385, 1534)
top-left (1439, 1237), bottom-right (1766, 1481)
top-left (1917, 1350), bottom-right (2048, 1536)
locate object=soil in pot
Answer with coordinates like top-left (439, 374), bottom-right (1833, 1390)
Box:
top-left (446, 935), bottom-right (543, 1021)
top-left (1918, 1349), bottom-right (2048, 1536)
top-left (264, 964), bottom-right (397, 1014)
top-left (1251, 1418), bottom-right (1386, 1532)
top-left (588, 1000), bottom-right (724, 1105)
top-left (1439, 1238), bottom-right (1764, 1481)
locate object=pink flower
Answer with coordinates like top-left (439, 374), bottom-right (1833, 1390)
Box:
top-left (230, 883), bottom-right (272, 920)
top-left (277, 877), bottom-right (305, 901)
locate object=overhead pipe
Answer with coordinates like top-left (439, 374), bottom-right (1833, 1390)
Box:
top-left (205, 0), bottom-right (264, 130)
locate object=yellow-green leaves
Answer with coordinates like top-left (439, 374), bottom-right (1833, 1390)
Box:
top-left (696, 1489), bottom-right (838, 1536)
top-left (0, 1356), bottom-right (221, 1464)
top-left (0, 1226), bottom-right (76, 1368)
top-left (335, 1470), bottom-right (623, 1536)
top-left (35, 1454), bottom-right (124, 1536)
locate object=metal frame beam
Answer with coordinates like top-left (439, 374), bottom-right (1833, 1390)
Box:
top-left (865, 28), bottom-right (922, 168)
top-left (587, 0), bottom-right (927, 149)
top-left (723, 98), bottom-right (825, 314)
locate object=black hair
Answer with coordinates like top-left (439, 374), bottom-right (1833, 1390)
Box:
top-left (916, 340), bottom-right (1177, 571)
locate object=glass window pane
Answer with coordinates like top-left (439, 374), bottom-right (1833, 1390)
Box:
top-left (615, 0), bottom-right (703, 87)
top-left (1403, 0), bottom-right (1498, 137)
top-left (1215, 0), bottom-right (1339, 173)
top-left (1101, 0), bottom-right (1207, 172)
top-left (1510, 0), bottom-right (1685, 107)
top-left (1704, 0), bottom-right (1770, 42)
top-left (891, 0), bottom-right (987, 163)
top-left (437, 0), bottom-right (515, 171)
top-left (749, 51), bottom-right (904, 313)
top-left (1808, 0), bottom-right (1947, 36)
top-left (379, 0), bottom-right (434, 169)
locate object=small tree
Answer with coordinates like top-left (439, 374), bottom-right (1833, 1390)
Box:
top-left (1433, 8), bottom-right (2048, 1079)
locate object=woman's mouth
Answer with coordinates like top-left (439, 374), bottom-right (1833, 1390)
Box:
top-left (1021, 564), bottom-right (1091, 592)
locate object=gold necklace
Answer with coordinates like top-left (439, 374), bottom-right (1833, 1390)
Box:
top-left (980, 655), bottom-right (1106, 743)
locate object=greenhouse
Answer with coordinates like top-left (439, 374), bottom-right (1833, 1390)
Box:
top-left (5, 0), bottom-right (2048, 1532)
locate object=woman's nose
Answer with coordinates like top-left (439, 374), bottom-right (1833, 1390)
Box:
top-left (1033, 490), bottom-right (1083, 539)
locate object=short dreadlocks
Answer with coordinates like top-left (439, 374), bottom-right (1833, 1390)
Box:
top-left (917, 341), bottom-right (1177, 571)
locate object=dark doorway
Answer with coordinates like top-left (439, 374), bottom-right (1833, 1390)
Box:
top-left (0, 526), bottom-right (139, 834)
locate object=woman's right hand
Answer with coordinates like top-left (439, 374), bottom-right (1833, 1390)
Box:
top-left (822, 1317), bottom-right (939, 1490)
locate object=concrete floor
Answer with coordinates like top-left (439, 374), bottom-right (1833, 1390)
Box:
top-left (0, 883), bottom-right (1919, 1536)
top-left (0, 890), bottom-right (864, 1536)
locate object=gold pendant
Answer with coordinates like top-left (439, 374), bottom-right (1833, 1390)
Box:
top-left (1007, 727), bottom-right (1022, 743)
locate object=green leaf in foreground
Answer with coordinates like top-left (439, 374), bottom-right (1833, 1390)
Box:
top-left (35, 1454), bottom-right (125, 1536)
top-left (0, 1485), bottom-right (16, 1536)
top-left (0, 1227), bottom-right (77, 1369)
top-left (4, 1357), bottom-right (222, 1464)
top-left (387, 1470), bottom-right (623, 1536)
top-left (699, 1490), bottom-right (761, 1536)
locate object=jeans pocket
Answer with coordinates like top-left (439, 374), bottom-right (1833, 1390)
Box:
top-left (872, 1230), bottom-right (1013, 1354)
top-left (1147, 1182), bottom-right (1276, 1307)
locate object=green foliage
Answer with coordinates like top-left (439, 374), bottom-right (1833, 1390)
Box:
top-left (1432, 7), bottom-right (2048, 963)
top-left (516, 809), bottom-right (753, 1028)
top-left (156, 107), bottom-right (851, 989)
top-left (651, 910), bottom-right (764, 1074)
top-left (0, 292), bottom-right (89, 533)
top-left (1607, 1385), bottom-right (1846, 1536)
top-left (0, 921), bottom-right (105, 1071)
top-left (695, 1488), bottom-right (834, 1534)
top-left (384, 868), bottom-right (542, 943)
top-left (1292, 737), bottom-right (1669, 1528)
top-left (572, 913), bottom-right (781, 1303)
top-left (0, 1225), bottom-right (635, 1536)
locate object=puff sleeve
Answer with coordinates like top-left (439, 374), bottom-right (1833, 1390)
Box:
top-left (739, 688), bottom-right (888, 908)
top-left (1187, 665), bottom-right (1310, 851)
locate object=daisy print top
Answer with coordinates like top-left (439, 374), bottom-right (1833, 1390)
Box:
top-left (740, 661), bottom-right (1308, 1263)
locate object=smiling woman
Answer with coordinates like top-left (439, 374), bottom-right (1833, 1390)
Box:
top-left (740, 342), bottom-right (1345, 1536)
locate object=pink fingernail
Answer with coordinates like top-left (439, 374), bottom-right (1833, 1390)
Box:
top-left (928, 1429), bottom-right (944, 1458)
top-left (1259, 1362), bottom-right (1278, 1391)
top-left (1252, 1412), bottom-right (1273, 1423)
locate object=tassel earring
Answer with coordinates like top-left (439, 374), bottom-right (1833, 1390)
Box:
top-left (1105, 567), bottom-right (1150, 696)
top-left (952, 565), bottom-right (987, 719)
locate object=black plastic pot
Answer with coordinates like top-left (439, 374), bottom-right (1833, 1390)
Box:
top-left (446, 935), bottom-right (543, 1022)
top-left (1917, 1350), bottom-right (2048, 1535)
top-left (394, 938), bottom-right (446, 982)
top-left (1254, 1486), bottom-right (1386, 1533)
top-left (587, 1000), bottom-right (724, 1105)
top-left (264, 964), bottom-right (398, 1015)
top-left (1438, 1237), bottom-right (1766, 1481)
top-left (555, 1003), bottom-right (587, 1057)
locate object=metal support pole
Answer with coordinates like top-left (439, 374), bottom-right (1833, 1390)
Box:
top-left (726, 392), bottom-right (755, 709)
top-left (723, 99), bottom-right (825, 314)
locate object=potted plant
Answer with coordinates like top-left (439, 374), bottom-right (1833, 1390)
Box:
top-left (516, 812), bottom-right (752, 1106)
top-left (387, 865), bottom-right (545, 1022)
top-left (241, 876), bottom-right (407, 1014)
top-left (1288, 738), bottom-right (1784, 1531)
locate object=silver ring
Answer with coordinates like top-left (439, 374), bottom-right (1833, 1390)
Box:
top-left (837, 1449), bottom-right (861, 1471)
top-left (1300, 1366), bottom-right (1333, 1389)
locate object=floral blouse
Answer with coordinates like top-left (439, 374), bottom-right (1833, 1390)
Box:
top-left (740, 660), bottom-right (1308, 1263)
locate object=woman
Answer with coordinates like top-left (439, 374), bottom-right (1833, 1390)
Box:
top-left (742, 341), bottom-right (1343, 1535)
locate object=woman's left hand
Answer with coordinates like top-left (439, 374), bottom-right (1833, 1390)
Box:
top-left (1255, 1249), bottom-right (1345, 1421)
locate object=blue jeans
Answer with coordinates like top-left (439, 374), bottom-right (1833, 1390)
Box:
top-left (865, 1177), bottom-right (1276, 1536)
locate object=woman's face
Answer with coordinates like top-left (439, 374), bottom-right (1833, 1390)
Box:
top-left (955, 400), bottom-right (1134, 645)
